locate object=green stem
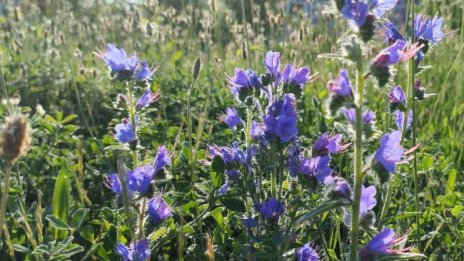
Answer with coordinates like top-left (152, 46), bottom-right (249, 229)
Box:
top-left (349, 66), bottom-right (364, 261)
top-left (378, 176), bottom-right (395, 227)
top-left (408, 0), bottom-right (421, 251)
top-left (0, 163), bottom-right (12, 235)
top-left (187, 74), bottom-right (204, 247)
top-left (240, 0), bottom-right (252, 68)
top-left (271, 148), bottom-right (277, 198)
top-left (127, 82), bottom-right (139, 168)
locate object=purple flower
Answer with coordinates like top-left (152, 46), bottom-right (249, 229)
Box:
top-left (250, 120), bottom-right (264, 138)
top-left (127, 165), bottom-right (155, 194)
top-left (153, 145), bottom-right (171, 175)
top-left (227, 68), bottom-right (261, 95)
top-left (373, 40), bottom-right (422, 67)
top-left (312, 133), bottom-right (349, 156)
top-left (332, 177), bottom-right (352, 200)
top-left (208, 142), bottom-right (248, 167)
top-left (115, 238), bottom-right (151, 261)
top-left (374, 131), bottom-right (404, 173)
top-left (295, 243), bottom-right (320, 261)
top-left (275, 115), bottom-right (298, 142)
top-left (136, 61), bottom-right (153, 80)
top-left (415, 14), bottom-right (444, 45)
top-left (219, 108), bottom-right (242, 128)
top-left (382, 21), bottom-right (404, 44)
top-left (287, 141), bottom-right (302, 177)
top-left (282, 64), bottom-right (310, 88)
top-left (242, 217), bottom-right (261, 229)
top-left (97, 44), bottom-right (154, 81)
top-left (300, 156), bottom-right (334, 185)
top-left (327, 70), bottom-right (353, 97)
top-left (115, 119), bottom-right (135, 144)
top-left (368, 0), bottom-right (398, 17)
top-left (263, 51), bottom-right (281, 76)
top-left (254, 198), bottom-right (285, 221)
top-left (100, 44), bottom-right (137, 73)
top-left (387, 86), bottom-right (405, 105)
top-left (341, 0), bottom-right (369, 27)
top-left (342, 108), bottom-right (375, 124)
top-left (106, 173), bottom-right (122, 194)
top-left (264, 94), bottom-right (299, 142)
top-left (147, 197), bottom-right (172, 224)
top-left (360, 185), bottom-right (377, 217)
top-left (218, 181), bottom-right (229, 195)
top-left (225, 169), bottom-right (241, 179)
top-left (360, 228), bottom-right (410, 259)
top-left (394, 110), bottom-right (412, 130)
top-left (136, 89), bottom-right (160, 109)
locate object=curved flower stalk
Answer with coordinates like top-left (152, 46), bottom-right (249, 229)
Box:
top-left (98, 43), bottom-right (172, 258)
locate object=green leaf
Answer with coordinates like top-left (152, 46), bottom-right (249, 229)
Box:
top-left (13, 244), bottom-right (31, 253)
top-left (220, 198), bottom-right (246, 212)
top-left (81, 242), bottom-right (103, 260)
top-left (377, 253), bottom-right (427, 260)
top-left (295, 199), bottom-right (351, 225)
top-left (209, 207), bottom-right (224, 229)
top-left (71, 208), bottom-right (89, 230)
top-left (52, 162), bottom-right (70, 238)
top-left (46, 215), bottom-right (73, 231)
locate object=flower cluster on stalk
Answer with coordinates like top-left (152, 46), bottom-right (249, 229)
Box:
top-left (98, 43), bottom-right (172, 261)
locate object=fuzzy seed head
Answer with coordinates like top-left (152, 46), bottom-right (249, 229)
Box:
top-left (192, 57), bottom-right (202, 80)
top-left (0, 114), bottom-right (31, 166)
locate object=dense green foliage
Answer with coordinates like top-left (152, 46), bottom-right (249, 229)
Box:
top-left (0, 0), bottom-right (463, 260)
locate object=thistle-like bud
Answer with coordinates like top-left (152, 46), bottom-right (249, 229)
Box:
top-left (0, 114), bottom-right (31, 166)
top-left (242, 42), bottom-right (248, 60)
top-left (192, 57), bottom-right (201, 80)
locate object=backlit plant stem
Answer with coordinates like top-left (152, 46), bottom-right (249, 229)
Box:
top-left (407, 0), bottom-right (421, 250)
top-left (187, 70), bottom-right (204, 245)
top-left (0, 163), bottom-right (15, 257)
top-left (349, 64), bottom-right (364, 261)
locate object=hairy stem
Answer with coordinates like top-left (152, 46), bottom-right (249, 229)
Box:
top-left (349, 65), bottom-right (364, 261)
top-left (408, 0), bottom-right (421, 251)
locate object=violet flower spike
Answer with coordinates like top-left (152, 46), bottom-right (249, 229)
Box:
top-left (115, 238), bottom-right (151, 261)
top-left (415, 14), bottom-right (444, 45)
top-left (359, 185), bottom-right (377, 217)
top-left (382, 21), bottom-right (404, 44)
top-left (127, 165), bottom-right (155, 194)
top-left (374, 131), bottom-right (404, 173)
top-left (387, 86), bottom-right (406, 105)
top-left (359, 228), bottom-right (410, 259)
top-left (281, 64), bottom-right (311, 88)
top-left (300, 156), bottom-right (334, 185)
top-left (394, 110), bottom-right (412, 130)
top-left (147, 197), bottom-right (173, 225)
top-left (254, 198), bottom-right (285, 221)
top-left (153, 145), bottom-right (171, 175)
top-left (105, 173), bottom-right (122, 194)
top-left (295, 243), bottom-right (320, 261)
top-left (115, 119), bottom-right (135, 144)
top-left (219, 107), bottom-right (243, 128)
top-left (327, 69), bottom-right (353, 97)
top-left (368, 0), bottom-right (398, 17)
top-left (263, 51), bottom-right (281, 76)
top-left (312, 133), bottom-right (349, 156)
top-left (341, 0), bottom-right (369, 28)
top-left (136, 89), bottom-right (160, 109)
top-left (373, 40), bottom-right (422, 67)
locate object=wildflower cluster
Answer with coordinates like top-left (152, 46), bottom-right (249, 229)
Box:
top-left (326, 0), bottom-right (445, 260)
top-left (210, 50), bottom-right (354, 259)
top-left (98, 44), bottom-right (172, 260)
